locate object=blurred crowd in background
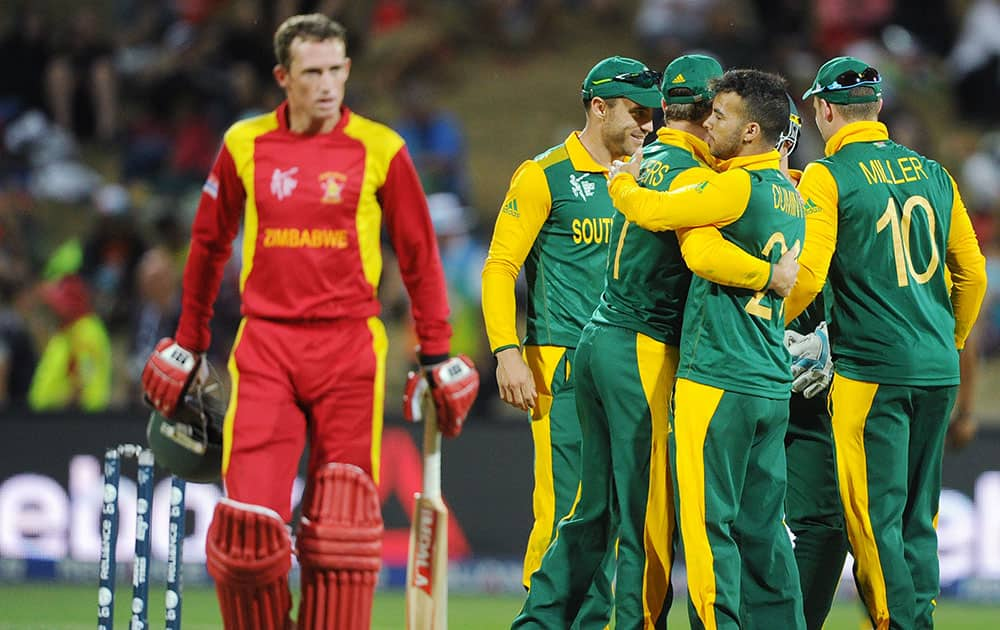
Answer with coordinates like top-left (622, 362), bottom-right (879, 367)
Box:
top-left (0, 0), bottom-right (997, 420)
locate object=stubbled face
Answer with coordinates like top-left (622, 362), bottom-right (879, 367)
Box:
top-left (703, 91), bottom-right (748, 160)
top-left (600, 98), bottom-right (655, 159)
top-left (275, 37), bottom-right (350, 125)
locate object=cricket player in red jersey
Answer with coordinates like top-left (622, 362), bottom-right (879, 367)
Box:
top-left (140, 14), bottom-right (478, 629)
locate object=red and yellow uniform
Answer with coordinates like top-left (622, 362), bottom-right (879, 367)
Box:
top-left (176, 102), bottom-right (451, 521)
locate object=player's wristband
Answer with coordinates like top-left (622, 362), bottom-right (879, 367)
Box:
top-left (419, 353), bottom-right (449, 367)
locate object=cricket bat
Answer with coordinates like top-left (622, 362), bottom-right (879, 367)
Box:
top-left (405, 386), bottom-right (448, 629)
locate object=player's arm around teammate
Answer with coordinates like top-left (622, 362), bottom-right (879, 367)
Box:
top-left (608, 138), bottom-right (803, 300)
top-left (607, 116), bottom-right (802, 295)
top-left (611, 69), bottom-right (808, 630)
top-left (515, 54), bottom-right (791, 630)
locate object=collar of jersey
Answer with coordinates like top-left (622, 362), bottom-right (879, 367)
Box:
top-left (715, 149), bottom-right (781, 172)
top-left (655, 127), bottom-right (715, 168)
top-left (276, 101), bottom-right (351, 134)
top-left (565, 131), bottom-right (608, 173)
top-left (823, 121), bottom-right (888, 156)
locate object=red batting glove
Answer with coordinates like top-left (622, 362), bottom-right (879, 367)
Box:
top-left (427, 355), bottom-right (479, 438)
top-left (141, 338), bottom-right (200, 417)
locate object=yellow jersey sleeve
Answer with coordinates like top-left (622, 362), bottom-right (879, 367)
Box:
top-left (944, 173), bottom-right (988, 350)
top-left (678, 227), bottom-right (772, 291)
top-left (608, 167), bottom-right (751, 231)
top-left (672, 166), bottom-right (770, 291)
top-left (784, 162), bottom-right (839, 323)
top-left (481, 160), bottom-right (552, 353)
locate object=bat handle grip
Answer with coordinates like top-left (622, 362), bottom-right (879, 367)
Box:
top-left (422, 395), bottom-right (442, 500)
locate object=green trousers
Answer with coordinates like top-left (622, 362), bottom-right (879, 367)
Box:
top-left (514, 323), bottom-right (675, 630)
top-left (671, 378), bottom-right (805, 630)
top-left (521, 345), bottom-right (614, 629)
top-left (830, 373), bottom-right (958, 630)
top-left (785, 391), bottom-right (848, 630)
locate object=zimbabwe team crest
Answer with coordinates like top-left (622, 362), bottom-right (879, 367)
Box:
top-left (319, 171), bottom-right (348, 204)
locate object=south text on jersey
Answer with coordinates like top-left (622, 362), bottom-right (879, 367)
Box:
top-left (571, 217), bottom-right (614, 244)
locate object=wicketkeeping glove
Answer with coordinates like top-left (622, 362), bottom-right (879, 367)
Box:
top-left (141, 337), bottom-right (203, 417)
top-left (401, 355), bottom-right (479, 438)
top-left (784, 321), bottom-right (833, 399)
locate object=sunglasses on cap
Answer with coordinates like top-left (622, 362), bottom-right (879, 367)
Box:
top-left (822, 67), bottom-right (880, 91)
top-left (592, 69), bottom-right (663, 89)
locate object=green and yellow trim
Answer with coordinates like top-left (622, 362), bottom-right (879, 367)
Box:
top-left (673, 378), bottom-right (724, 629)
top-left (830, 373), bottom-right (890, 628)
top-left (637, 336), bottom-right (678, 624)
top-left (522, 345), bottom-right (568, 588)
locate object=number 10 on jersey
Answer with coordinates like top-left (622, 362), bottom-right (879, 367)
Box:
top-left (876, 194), bottom-right (940, 287)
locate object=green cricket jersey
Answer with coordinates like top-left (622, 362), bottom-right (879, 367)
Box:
top-left (482, 132), bottom-right (616, 351)
top-left (787, 122), bottom-right (987, 386)
top-left (608, 150), bottom-right (805, 398)
top-left (676, 154), bottom-right (805, 398)
top-left (592, 128), bottom-right (714, 345)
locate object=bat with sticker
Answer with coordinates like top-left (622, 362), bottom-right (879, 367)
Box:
top-left (405, 379), bottom-right (448, 629)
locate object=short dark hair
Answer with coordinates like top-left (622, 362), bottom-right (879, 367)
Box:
top-left (709, 69), bottom-right (789, 146)
top-left (273, 13), bottom-right (347, 69)
top-left (833, 86), bottom-right (880, 121)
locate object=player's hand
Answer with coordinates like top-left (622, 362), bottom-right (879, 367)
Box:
top-left (426, 355), bottom-right (479, 438)
top-left (946, 409), bottom-right (977, 450)
top-left (785, 321), bottom-right (832, 398)
top-left (609, 146), bottom-right (643, 182)
top-left (141, 337), bottom-right (201, 417)
top-left (767, 241), bottom-right (800, 297)
top-left (495, 347), bottom-right (537, 412)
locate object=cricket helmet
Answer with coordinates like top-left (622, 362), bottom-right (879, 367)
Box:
top-left (776, 93), bottom-right (802, 156)
top-left (146, 366), bottom-right (227, 483)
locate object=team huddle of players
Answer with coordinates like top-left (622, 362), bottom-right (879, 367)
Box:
top-left (135, 9), bottom-right (985, 627)
top-left (482, 53), bottom-right (987, 629)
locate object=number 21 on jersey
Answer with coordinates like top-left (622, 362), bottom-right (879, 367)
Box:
top-left (745, 232), bottom-right (799, 320)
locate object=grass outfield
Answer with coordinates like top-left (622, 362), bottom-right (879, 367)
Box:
top-left (0, 584), bottom-right (998, 628)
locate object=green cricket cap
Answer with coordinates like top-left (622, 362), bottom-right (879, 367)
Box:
top-left (659, 54), bottom-right (724, 104)
top-left (802, 56), bottom-right (882, 104)
top-left (581, 56), bottom-right (663, 108)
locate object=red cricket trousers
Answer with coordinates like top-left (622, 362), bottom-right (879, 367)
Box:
top-left (220, 316), bottom-right (387, 522)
